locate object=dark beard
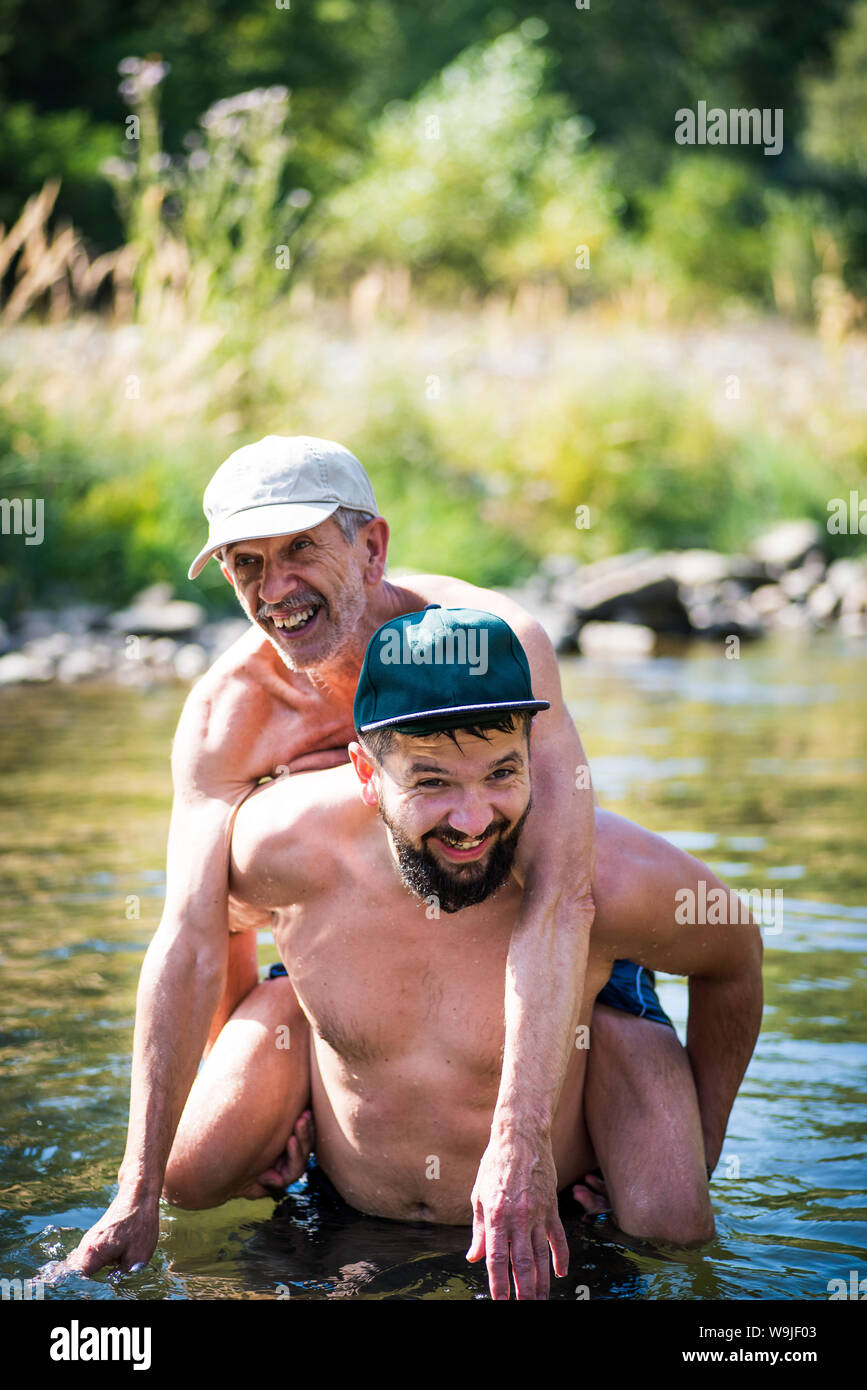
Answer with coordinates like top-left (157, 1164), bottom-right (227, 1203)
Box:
top-left (380, 800), bottom-right (532, 914)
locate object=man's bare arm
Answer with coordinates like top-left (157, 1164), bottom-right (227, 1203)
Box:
top-left (65, 686), bottom-right (254, 1276)
top-left (409, 575), bottom-right (595, 1300)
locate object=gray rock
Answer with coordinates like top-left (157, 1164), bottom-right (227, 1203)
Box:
top-left (806, 582), bottom-right (840, 624)
top-left (109, 591), bottom-right (206, 637)
top-left (750, 584), bottom-right (789, 617)
top-left (779, 556), bottom-right (826, 601)
top-left (174, 643), bottom-right (209, 681)
top-left (578, 621), bottom-right (656, 658)
top-left (143, 637), bottom-right (180, 667)
top-left (669, 550), bottom-right (734, 588)
top-left (0, 651), bottom-right (54, 684)
top-left (201, 618), bottom-right (250, 658)
top-left (751, 520), bottom-right (824, 570)
top-left (826, 558), bottom-right (867, 598)
top-left (56, 647), bottom-right (112, 684)
top-left (18, 609), bottom-right (60, 642)
top-left (63, 604), bottom-right (109, 635)
top-left (558, 553), bottom-right (692, 634)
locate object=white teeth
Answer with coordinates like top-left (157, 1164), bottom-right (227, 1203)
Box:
top-left (272, 606), bottom-right (315, 630)
top-left (446, 835), bottom-right (484, 849)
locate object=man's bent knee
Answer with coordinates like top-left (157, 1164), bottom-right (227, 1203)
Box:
top-left (616, 1189), bottom-right (715, 1246)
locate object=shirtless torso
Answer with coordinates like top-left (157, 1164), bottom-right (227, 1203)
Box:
top-left (228, 749), bottom-right (752, 1226)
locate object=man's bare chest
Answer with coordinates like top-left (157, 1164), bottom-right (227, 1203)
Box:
top-left (271, 879), bottom-right (519, 1073)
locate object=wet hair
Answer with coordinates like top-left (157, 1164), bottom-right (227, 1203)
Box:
top-left (357, 711), bottom-right (533, 765)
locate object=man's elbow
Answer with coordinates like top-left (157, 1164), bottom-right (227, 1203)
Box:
top-left (141, 918), bottom-right (228, 998)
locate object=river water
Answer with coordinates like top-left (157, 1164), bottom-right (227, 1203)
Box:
top-left (0, 632), bottom-right (865, 1300)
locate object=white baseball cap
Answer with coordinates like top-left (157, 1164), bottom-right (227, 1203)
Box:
top-left (188, 435), bottom-right (379, 580)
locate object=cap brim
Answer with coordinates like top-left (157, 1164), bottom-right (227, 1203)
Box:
top-left (359, 699), bottom-right (550, 733)
top-left (188, 501), bottom-right (340, 580)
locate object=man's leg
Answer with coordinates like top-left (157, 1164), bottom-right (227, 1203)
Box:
top-left (574, 810), bottom-right (719, 1245)
top-left (578, 1005), bottom-right (714, 1244)
top-left (163, 972), bottom-right (312, 1210)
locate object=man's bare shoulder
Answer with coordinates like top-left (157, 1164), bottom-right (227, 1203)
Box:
top-left (230, 763), bottom-right (364, 907)
top-left (398, 572), bottom-right (540, 638)
top-left (171, 625), bottom-right (295, 794)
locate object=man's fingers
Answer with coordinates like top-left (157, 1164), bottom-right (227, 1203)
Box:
top-left (507, 1231), bottom-right (538, 1301)
top-left (465, 1205), bottom-right (486, 1263)
top-left (531, 1226), bottom-right (551, 1300)
top-left (485, 1232), bottom-right (511, 1301)
top-left (548, 1215), bottom-right (570, 1280)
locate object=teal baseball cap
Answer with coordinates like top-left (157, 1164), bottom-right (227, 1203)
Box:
top-left (354, 605), bottom-right (550, 734)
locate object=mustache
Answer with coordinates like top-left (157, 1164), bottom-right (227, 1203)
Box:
top-left (425, 818), bottom-right (510, 847)
top-left (256, 592), bottom-right (324, 620)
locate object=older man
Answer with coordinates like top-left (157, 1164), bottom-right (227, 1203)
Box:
top-left (68, 435), bottom-right (672, 1295)
top-left (163, 608), bottom-right (762, 1300)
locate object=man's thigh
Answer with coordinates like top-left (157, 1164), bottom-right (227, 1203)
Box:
top-left (164, 973), bottom-right (311, 1209)
top-left (583, 1004), bottom-right (714, 1245)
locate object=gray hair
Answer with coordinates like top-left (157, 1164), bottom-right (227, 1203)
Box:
top-left (332, 506), bottom-right (376, 543)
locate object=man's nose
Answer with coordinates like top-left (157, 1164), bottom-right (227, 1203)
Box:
top-left (258, 558), bottom-right (300, 606)
top-left (446, 792), bottom-right (494, 838)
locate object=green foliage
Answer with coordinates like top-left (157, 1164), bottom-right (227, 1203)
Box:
top-left (804, 0), bottom-right (867, 178)
top-left (633, 157), bottom-right (772, 312)
top-left (312, 26), bottom-right (620, 294)
top-left (2, 309), bottom-right (863, 616)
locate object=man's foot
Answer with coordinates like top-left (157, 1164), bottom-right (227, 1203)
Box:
top-left (571, 1170), bottom-right (612, 1220)
top-left (238, 1110), bottom-right (315, 1199)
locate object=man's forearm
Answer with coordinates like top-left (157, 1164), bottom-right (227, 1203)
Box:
top-left (494, 882), bottom-right (594, 1134)
top-left (686, 970), bottom-right (763, 1173)
top-left (494, 729), bottom-right (596, 1133)
top-left (118, 928), bottom-right (226, 1204)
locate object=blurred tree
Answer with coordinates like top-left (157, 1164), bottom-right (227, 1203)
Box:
top-left (0, 0), bottom-right (857, 251)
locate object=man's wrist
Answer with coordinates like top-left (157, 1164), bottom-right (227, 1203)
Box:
top-left (490, 1101), bottom-right (554, 1145)
top-left (118, 1160), bottom-right (163, 1206)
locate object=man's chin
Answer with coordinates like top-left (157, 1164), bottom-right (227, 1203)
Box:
top-left (395, 837), bottom-right (516, 914)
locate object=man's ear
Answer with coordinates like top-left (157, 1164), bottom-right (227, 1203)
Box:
top-left (348, 741), bottom-right (379, 807)
top-left (361, 517), bottom-right (389, 587)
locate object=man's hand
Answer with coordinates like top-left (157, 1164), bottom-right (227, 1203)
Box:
top-left (466, 1130), bottom-right (569, 1300)
top-left (237, 1111), bottom-right (315, 1199)
top-left (63, 1190), bottom-right (160, 1278)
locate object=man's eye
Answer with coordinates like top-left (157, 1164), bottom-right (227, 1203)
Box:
top-left (490, 767), bottom-right (516, 780)
top-left (417, 778), bottom-right (444, 789)
top-left (292, 539), bottom-right (311, 551)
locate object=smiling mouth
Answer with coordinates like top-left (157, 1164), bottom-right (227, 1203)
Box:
top-left (267, 604), bottom-right (321, 635)
top-left (432, 832), bottom-right (494, 862)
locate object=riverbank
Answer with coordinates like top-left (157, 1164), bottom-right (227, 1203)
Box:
top-left (1, 517), bottom-right (864, 687)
